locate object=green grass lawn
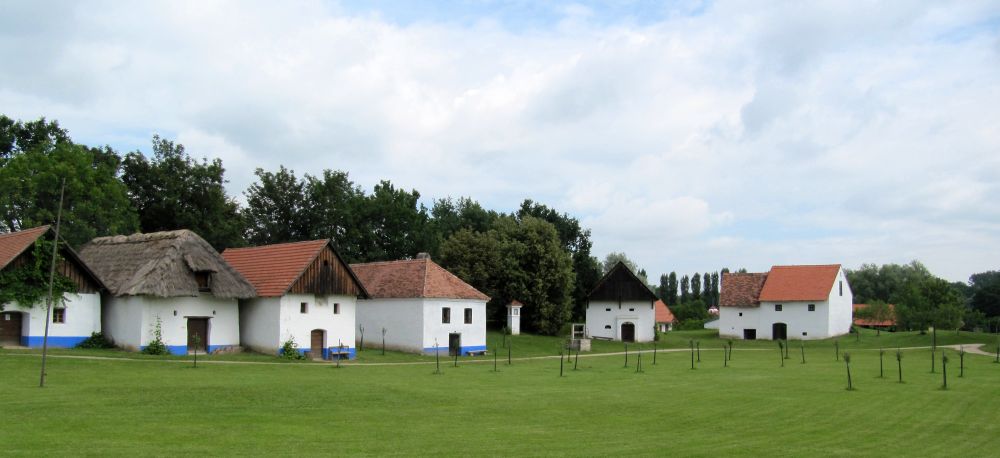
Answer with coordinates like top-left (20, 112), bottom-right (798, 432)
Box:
top-left (3, 332), bottom-right (1000, 456)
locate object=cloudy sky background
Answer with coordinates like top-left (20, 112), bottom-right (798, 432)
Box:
top-left (2, 1), bottom-right (998, 282)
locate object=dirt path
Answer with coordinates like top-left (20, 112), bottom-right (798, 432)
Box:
top-left (2, 344), bottom-right (994, 367)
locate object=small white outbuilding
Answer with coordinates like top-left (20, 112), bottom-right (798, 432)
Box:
top-left (0, 226), bottom-right (105, 348)
top-left (78, 230), bottom-right (256, 354)
top-left (718, 264), bottom-right (853, 340)
top-left (585, 261), bottom-right (658, 343)
top-left (351, 255), bottom-right (489, 356)
top-left (223, 239), bottom-right (368, 359)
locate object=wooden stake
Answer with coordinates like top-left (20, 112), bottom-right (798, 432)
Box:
top-left (39, 178), bottom-right (65, 389)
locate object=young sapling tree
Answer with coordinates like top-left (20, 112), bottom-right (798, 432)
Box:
top-left (959, 346), bottom-right (965, 377)
top-left (896, 348), bottom-right (904, 383)
top-left (800, 340), bottom-right (806, 364)
top-left (191, 334), bottom-right (200, 369)
top-left (844, 352), bottom-right (854, 391)
top-left (778, 340), bottom-right (785, 367)
top-left (941, 352), bottom-right (949, 390)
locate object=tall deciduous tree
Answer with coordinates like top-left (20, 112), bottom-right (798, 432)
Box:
top-left (122, 136), bottom-right (244, 250)
top-left (691, 273), bottom-right (702, 302)
top-left (896, 277), bottom-right (965, 334)
top-left (970, 271), bottom-right (1000, 318)
top-left (680, 275), bottom-right (690, 303)
top-left (667, 272), bottom-right (678, 305)
top-left (350, 180), bottom-right (430, 262)
top-left (0, 115), bottom-right (138, 246)
top-left (243, 166), bottom-right (311, 245)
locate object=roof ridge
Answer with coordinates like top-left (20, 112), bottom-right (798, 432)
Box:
top-left (225, 239), bottom-right (328, 252)
top-left (350, 258), bottom-right (425, 267)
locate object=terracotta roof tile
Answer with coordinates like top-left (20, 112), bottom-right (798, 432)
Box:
top-left (350, 258), bottom-right (489, 301)
top-left (0, 226), bottom-right (50, 270)
top-left (655, 299), bottom-right (675, 323)
top-left (719, 272), bottom-right (768, 307)
top-left (758, 264), bottom-right (841, 302)
top-left (222, 240), bottom-right (329, 297)
top-left (853, 303), bottom-right (896, 327)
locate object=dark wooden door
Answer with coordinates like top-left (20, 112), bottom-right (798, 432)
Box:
top-left (620, 322), bottom-right (636, 342)
top-left (311, 329), bottom-right (325, 359)
top-left (449, 332), bottom-right (461, 356)
top-left (187, 318), bottom-right (208, 353)
top-left (1, 312), bottom-right (23, 346)
top-left (772, 323), bottom-right (787, 340)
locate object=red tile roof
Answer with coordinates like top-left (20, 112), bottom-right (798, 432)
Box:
top-left (655, 300), bottom-right (675, 323)
top-left (0, 226), bottom-right (50, 269)
top-left (222, 240), bottom-right (331, 297)
top-left (510, 300), bottom-right (524, 307)
top-left (350, 258), bottom-right (489, 301)
top-left (719, 272), bottom-right (768, 307)
top-left (853, 303), bottom-right (896, 327)
top-left (758, 265), bottom-right (841, 302)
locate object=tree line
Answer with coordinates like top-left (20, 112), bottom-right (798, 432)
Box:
top-left (0, 115), bottom-right (598, 335)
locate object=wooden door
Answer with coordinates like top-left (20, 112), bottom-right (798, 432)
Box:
top-left (448, 332), bottom-right (461, 356)
top-left (620, 322), bottom-right (636, 342)
top-left (311, 329), bottom-right (325, 360)
top-left (772, 323), bottom-right (787, 340)
top-left (1, 312), bottom-right (23, 346)
top-left (187, 318), bottom-right (208, 353)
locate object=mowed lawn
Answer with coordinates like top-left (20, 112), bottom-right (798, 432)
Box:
top-left (3, 334), bottom-right (1000, 456)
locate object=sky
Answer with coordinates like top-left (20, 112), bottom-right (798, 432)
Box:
top-left (1, 1), bottom-right (999, 282)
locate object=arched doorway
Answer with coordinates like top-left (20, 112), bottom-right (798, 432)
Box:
top-left (772, 322), bottom-right (787, 341)
top-left (1, 311), bottom-right (24, 346)
top-left (620, 322), bottom-right (636, 342)
top-left (311, 329), bottom-right (326, 360)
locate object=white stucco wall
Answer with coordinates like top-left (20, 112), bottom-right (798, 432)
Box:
top-left (104, 294), bottom-right (239, 353)
top-left (827, 268), bottom-right (854, 337)
top-left (356, 297), bottom-right (487, 354)
top-left (4, 293), bottom-right (101, 347)
top-left (758, 301), bottom-right (831, 340)
top-left (507, 305), bottom-right (522, 335)
top-left (719, 307), bottom-right (759, 339)
top-left (239, 297), bottom-right (281, 352)
top-left (586, 300), bottom-right (656, 342)
top-left (276, 293), bottom-right (357, 356)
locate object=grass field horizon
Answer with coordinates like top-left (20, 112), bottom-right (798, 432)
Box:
top-left (3, 329), bottom-right (1000, 456)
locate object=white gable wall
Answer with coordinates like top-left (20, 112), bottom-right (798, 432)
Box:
top-left (758, 301), bottom-right (831, 340)
top-left (278, 293), bottom-right (357, 358)
top-left (586, 300), bottom-right (655, 342)
top-left (719, 307), bottom-right (759, 339)
top-left (239, 297), bottom-right (281, 353)
top-left (421, 298), bottom-right (487, 353)
top-left (5, 293), bottom-right (101, 347)
top-left (827, 268), bottom-right (853, 336)
top-left (356, 298), bottom-right (425, 353)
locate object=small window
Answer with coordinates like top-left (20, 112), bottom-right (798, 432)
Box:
top-left (52, 308), bottom-right (66, 323)
top-left (604, 325), bottom-right (612, 329)
top-left (513, 308), bottom-right (519, 316)
top-left (739, 312), bottom-right (743, 317)
top-left (605, 308), bottom-right (611, 312)
top-left (194, 272), bottom-right (211, 292)
top-left (808, 304), bottom-right (815, 312)
top-left (300, 302), bottom-right (308, 314)
top-left (464, 308), bottom-right (473, 324)
top-left (628, 308), bottom-right (634, 312)
top-left (775, 304), bottom-right (782, 312)
top-left (802, 332), bottom-right (808, 336)
top-left (333, 303), bottom-right (340, 315)
top-left (442, 307), bottom-right (451, 324)
top-left (839, 281), bottom-right (843, 296)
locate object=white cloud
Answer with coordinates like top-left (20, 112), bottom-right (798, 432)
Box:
top-left (1, 0), bottom-right (998, 281)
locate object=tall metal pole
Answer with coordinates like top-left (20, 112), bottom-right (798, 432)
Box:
top-left (40, 179), bottom-right (65, 388)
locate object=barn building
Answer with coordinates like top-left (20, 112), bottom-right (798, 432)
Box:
top-left (351, 255), bottom-right (489, 356)
top-left (0, 226), bottom-right (104, 348)
top-left (222, 239), bottom-right (368, 359)
top-left (78, 230), bottom-right (256, 354)
top-left (719, 264), bottom-right (853, 340)
top-left (585, 261), bottom-right (658, 342)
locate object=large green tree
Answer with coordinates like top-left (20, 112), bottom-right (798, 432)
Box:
top-left (846, 261), bottom-right (934, 304)
top-left (691, 273), bottom-right (702, 302)
top-left (0, 115), bottom-right (138, 246)
top-left (122, 136), bottom-right (244, 250)
top-left (896, 277), bottom-right (965, 341)
top-left (666, 272), bottom-right (678, 305)
top-left (969, 271), bottom-right (1000, 318)
top-left (350, 180), bottom-right (431, 262)
top-left (243, 166), bottom-right (312, 245)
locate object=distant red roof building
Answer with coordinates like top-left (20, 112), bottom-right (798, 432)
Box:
top-left (350, 258), bottom-right (489, 301)
top-left (853, 303), bottom-right (896, 327)
top-left (223, 239), bottom-right (367, 298)
top-left (654, 300), bottom-right (675, 323)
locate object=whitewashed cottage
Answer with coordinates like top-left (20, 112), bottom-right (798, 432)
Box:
top-left (223, 239), bottom-right (368, 359)
top-left (586, 261), bottom-right (658, 342)
top-left (351, 254), bottom-right (489, 356)
top-left (0, 226), bottom-right (104, 348)
top-left (78, 230), bottom-right (256, 354)
top-left (718, 264), bottom-right (853, 340)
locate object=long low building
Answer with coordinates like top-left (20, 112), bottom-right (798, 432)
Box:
top-left (718, 264), bottom-right (853, 340)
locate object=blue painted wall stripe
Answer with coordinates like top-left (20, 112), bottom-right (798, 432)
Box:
top-left (422, 345), bottom-right (488, 356)
top-left (22, 336), bottom-right (88, 348)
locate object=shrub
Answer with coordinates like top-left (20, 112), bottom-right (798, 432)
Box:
top-left (675, 319), bottom-right (706, 331)
top-left (280, 337), bottom-right (306, 360)
top-left (76, 332), bottom-right (114, 349)
top-left (141, 317), bottom-right (170, 355)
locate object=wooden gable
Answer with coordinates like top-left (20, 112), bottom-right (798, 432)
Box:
top-left (588, 262), bottom-right (658, 303)
top-left (4, 241), bottom-right (102, 294)
top-left (289, 244), bottom-right (368, 297)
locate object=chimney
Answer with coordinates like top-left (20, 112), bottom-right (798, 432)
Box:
top-left (415, 252), bottom-right (431, 260)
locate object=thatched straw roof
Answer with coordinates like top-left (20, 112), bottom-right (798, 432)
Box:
top-left (78, 230), bottom-right (256, 299)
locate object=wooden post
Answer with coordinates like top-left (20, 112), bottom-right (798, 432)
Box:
top-left (723, 346), bottom-right (728, 367)
top-left (636, 352), bottom-right (642, 373)
top-left (896, 348), bottom-right (904, 383)
top-left (454, 348), bottom-right (459, 367)
top-left (39, 178), bottom-right (65, 388)
top-left (559, 351), bottom-right (564, 377)
top-left (696, 341), bottom-right (701, 362)
top-left (845, 352), bottom-right (853, 391)
top-left (434, 339), bottom-right (441, 374)
top-left (942, 352), bottom-right (948, 390)
top-left (931, 349), bottom-right (936, 373)
top-left (778, 340), bottom-right (784, 367)
top-left (800, 341), bottom-right (806, 364)
top-left (493, 345), bottom-right (498, 372)
top-left (652, 341), bottom-right (657, 365)
top-left (381, 327), bottom-right (386, 356)
top-left (690, 340), bottom-right (695, 370)
top-left (507, 340), bottom-right (512, 366)
top-left (959, 347), bottom-right (965, 378)
top-left (728, 340), bottom-right (733, 361)
top-left (359, 325), bottom-right (364, 351)
top-left (574, 346), bottom-right (580, 371)
top-left (191, 334), bottom-right (200, 368)
top-left (879, 348), bottom-right (884, 378)
top-left (624, 344), bottom-right (629, 368)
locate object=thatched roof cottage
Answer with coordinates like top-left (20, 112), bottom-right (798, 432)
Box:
top-left (79, 230), bottom-right (255, 354)
top-left (0, 226), bottom-right (105, 348)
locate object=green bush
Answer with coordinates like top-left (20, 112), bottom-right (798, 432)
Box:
top-left (280, 337), bottom-right (306, 360)
top-left (141, 317), bottom-right (170, 355)
top-left (76, 332), bottom-right (114, 349)
top-left (675, 319), bottom-right (706, 331)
